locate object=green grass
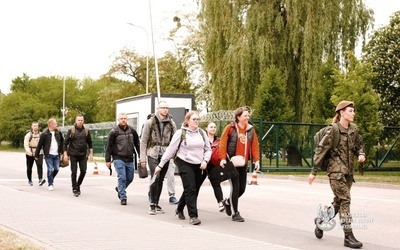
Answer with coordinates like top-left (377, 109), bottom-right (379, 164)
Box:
top-left (0, 142), bottom-right (24, 152)
top-left (265, 171), bottom-right (400, 185)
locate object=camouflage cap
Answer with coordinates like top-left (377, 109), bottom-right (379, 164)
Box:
top-left (335, 100), bottom-right (354, 112)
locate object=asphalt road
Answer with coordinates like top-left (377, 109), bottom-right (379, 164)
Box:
top-left (0, 151), bottom-right (399, 249)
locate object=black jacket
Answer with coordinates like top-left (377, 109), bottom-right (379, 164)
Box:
top-left (105, 125), bottom-right (140, 163)
top-left (63, 125), bottom-right (93, 157)
top-left (35, 128), bottom-right (64, 158)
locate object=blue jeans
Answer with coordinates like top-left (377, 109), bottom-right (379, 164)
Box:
top-left (114, 159), bottom-right (134, 200)
top-left (45, 154), bottom-right (60, 186)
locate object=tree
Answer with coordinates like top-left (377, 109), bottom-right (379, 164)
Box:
top-left (311, 55), bottom-right (339, 124)
top-left (200, 0), bottom-right (373, 122)
top-left (332, 52), bottom-right (382, 173)
top-left (252, 66), bottom-right (295, 163)
top-left (252, 66), bottom-right (294, 122)
top-left (363, 11), bottom-right (400, 128)
top-left (106, 47), bottom-right (193, 95)
top-left (170, 10), bottom-right (212, 110)
top-left (94, 76), bottom-right (139, 122)
top-left (0, 92), bottom-right (48, 146)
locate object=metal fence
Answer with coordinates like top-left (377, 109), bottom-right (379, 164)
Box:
top-left (59, 122), bottom-right (114, 157)
top-left (201, 113), bottom-right (400, 172)
top-left (60, 118), bottom-right (400, 172)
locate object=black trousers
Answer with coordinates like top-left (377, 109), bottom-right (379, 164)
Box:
top-left (229, 166), bottom-right (247, 214)
top-left (207, 165), bottom-right (224, 203)
top-left (175, 157), bottom-right (204, 218)
top-left (70, 155), bottom-right (87, 191)
top-left (148, 156), bottom-right (169, 205)
top-left (26, 154), bottom-right (43, 181)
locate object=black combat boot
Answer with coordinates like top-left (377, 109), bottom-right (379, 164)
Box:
top-left (344, 231), bottom-right (363, 248)
top-left (314, 217), bottom-right (323, 239)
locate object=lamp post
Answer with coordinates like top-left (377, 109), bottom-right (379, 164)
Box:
top-left (127, 23), bottom-right (149, 94)
top-left (61, 76), bottom-right (66, 127)
top-left (148, 0), bottom-right (161, 101)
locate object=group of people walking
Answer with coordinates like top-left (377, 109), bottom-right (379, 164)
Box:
top-left (24, 116), bottom-right (93, 194)
top-left (24, 99), bottom-right (366, 249)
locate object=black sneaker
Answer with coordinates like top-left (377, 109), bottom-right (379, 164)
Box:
top-left (189, 217), bottom-right (201, 225)
top-left (73, 190), bottom-right (79, 197)
top-left (149, 205), bottom-right (156, 215)
top-left (232, 212), bottom-right (245, 222)
top-left (223, 199), bottom-right (232, 216)
top-left (77, 185), bottom-right (81, 195)
top-left (115, 187), bottom-right (120, 199)
top-left (314, 217), bottom-right (323, 239)
top-left (39, 179), bottom-right (46, 186)
top-left (156, 205), bottom-right (165, 214)
top-left (175, 209), bottom-right (185, 220)
top-left (120, 199), bottom-right (127, 205)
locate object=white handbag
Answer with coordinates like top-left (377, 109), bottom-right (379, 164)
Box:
top-left (230, 155), bottom-right (246, 167)
top-left (229, 131), bottom-right (247, 167)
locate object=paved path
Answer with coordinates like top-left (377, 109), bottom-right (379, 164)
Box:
top-left (0, 152), bottom-right (399, 250)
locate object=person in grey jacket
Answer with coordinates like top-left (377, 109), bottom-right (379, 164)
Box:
top-left (140, 101), bottom-right (177, 215)
top-left (155, 111), bottom-right (211, 225)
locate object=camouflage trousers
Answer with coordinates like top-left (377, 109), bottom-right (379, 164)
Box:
top-left (329, 172), bottom-right (354, 233)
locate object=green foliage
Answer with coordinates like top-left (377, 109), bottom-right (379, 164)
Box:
top-left (170, 11), bottom-right (211, 110)
top-left (252, 66), bottom-right (294, 122)
top-left (332, 52), bottom-right (383, 172)
top-left (106, 46), bottom-right (194, 96)
top-left (0, 92), bottom-right (48, 146)
top-left (94, 76), bottom-right (140, 122)
top-left (311, 55), bottom-right (338, 124)
top-left (252, 66), bottom-right (295, 157)
top-left (200, 0), bottom-right (373, 122)
top-left (363, 11), bottom-right (400, 128)
top-left (0, 74), bottom-right (137, 146)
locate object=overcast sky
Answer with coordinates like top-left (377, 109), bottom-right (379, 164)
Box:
top-left (0, 0), bottom-right (399, 94)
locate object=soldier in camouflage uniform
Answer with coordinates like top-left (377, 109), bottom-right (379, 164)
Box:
top-left (308, 100), bottom-right (366, 249)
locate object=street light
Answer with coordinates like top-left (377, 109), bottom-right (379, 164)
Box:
top-left (61, 76), bottom-right (66, 127)
top-left (148, 0), bottom-right (161, 101)
top-left (127, 23), bottom-right (149, 94)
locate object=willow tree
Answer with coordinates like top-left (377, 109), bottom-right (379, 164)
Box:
top-left (201, 0), bottom-right (373, 122)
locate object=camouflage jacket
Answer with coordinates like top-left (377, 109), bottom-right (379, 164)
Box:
top-left (312, 122), bottom-right (364, 176)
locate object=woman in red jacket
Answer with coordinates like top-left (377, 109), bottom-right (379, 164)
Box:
top-left (218, 107), bottom-right (260, 222)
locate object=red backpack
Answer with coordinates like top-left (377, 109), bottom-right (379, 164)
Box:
top-left (210, 138), bottom-right (222, 166)
top-left (209, 124), bottom-right (235, 166)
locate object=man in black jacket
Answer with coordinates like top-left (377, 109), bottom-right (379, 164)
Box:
top-left (105, 113), bottom-right (140, 205)
top-left (35, 118), bottom-right (64, 191)
top-left (63, 115), bottom-right (93, 197)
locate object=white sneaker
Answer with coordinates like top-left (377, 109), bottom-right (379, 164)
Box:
top-left (48, 185), bottom-right (54, 191)
top-left (219, 202), bottom-right (225, 212)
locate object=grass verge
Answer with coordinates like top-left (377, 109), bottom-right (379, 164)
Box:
top-left (265, 171), bottom-right (400, 185)
top-left (0, 229), bottom-right (44, 250)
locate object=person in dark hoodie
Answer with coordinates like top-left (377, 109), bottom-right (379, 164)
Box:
top-left (63, 115), bottom-right (93, 197)
top-left (105, 113), bottom-right (140, 206)
top-left (35, 118), bottom-right (64, 191)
